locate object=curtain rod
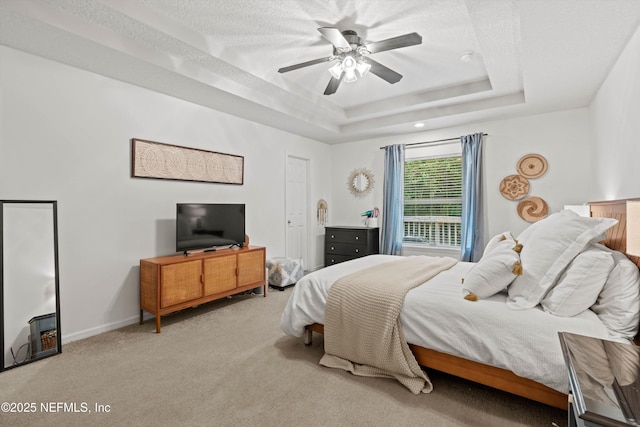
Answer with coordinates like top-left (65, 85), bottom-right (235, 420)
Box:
top-left (379, 133), bottom-right (488, 150)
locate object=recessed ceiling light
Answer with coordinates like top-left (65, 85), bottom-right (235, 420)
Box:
top-left (414, 123), bottom-right (425, 128)
top-left (460, 51), bottom-right (476, 62)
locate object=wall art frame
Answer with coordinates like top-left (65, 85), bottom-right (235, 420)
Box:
top-left (131, 138), bottom-right (244, 185)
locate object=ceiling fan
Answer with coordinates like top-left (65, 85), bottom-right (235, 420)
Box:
top-left (278, 27), bottom-right (422, 95)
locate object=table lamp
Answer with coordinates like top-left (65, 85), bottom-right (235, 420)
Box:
top-left (563, 204), bottom-right (590, 217)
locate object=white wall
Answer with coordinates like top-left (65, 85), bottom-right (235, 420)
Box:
top-left (590, 23), bottom-right (640, 200)
top-left (330, 108), bottom-right (597, 249)
top-left (0, 46), bottom-right (331, 342)
top-left (330, 142), bottom-right (385, 227)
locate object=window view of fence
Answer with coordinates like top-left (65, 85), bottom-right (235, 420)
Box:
top-left (404, 156), bottom-right (462, 247)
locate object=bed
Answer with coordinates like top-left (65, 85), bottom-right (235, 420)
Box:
top-left (280, 199), bottom-right (640, 409)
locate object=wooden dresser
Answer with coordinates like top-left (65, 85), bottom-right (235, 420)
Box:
top-left (324, 226), bottom-right (379, 267)
top-left (140, 246), bottom-right (266, 332)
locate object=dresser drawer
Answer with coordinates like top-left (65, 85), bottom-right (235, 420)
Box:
top-left (325, 228), bottom-right (369, 244)
top-left (326, 242), bottom-right (368, 256)
top-left (325, 254), bottom-right (361, 266)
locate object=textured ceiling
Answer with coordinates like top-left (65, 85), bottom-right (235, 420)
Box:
top-left (1, 0), bottom-right (640, 144)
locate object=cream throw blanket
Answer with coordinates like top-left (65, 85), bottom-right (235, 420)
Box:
top-left (320, 256), bottom-right (457, 394)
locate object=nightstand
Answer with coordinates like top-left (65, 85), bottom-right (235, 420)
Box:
top-left (558, 332), bottom-right (640, 427)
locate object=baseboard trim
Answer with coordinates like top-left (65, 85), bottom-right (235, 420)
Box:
top-left (61, 314), bottom-right (151, 345)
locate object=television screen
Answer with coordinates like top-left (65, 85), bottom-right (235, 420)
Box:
top-left (176, 203), bottom-right (245, 252)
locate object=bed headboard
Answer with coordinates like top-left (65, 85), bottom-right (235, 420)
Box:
top-left (590, 198), bottom-right (640, 269)
top-left (590, 198), bottom-right (640, 344)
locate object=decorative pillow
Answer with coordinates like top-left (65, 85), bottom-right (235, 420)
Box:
top-left (540, 246), bottom-right (614, 317)
top-left (507, 210), bottom-right (618, 310)
top-left (462, 236), bottom-right (522, 301)
top-left (483, 231), bottom-right (514, 256)
top-left (590, 247), bottom-right (640, 339)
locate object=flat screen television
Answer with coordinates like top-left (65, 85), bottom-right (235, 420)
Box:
top-left (176, 203), bottom-right (245, 252)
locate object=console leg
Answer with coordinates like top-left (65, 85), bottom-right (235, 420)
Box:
top-left (155, 315), bottom-right (161, 333)
top-left (304, 329), bottom-right (312, 346)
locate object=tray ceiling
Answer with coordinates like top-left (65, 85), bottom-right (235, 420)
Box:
top-left (1, 0), bottom-right (639, 144)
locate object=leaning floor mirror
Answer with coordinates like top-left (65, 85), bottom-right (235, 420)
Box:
top-left (1, 200), bottom-right (61, 371)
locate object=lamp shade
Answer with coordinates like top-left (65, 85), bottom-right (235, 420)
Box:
top-left (564, 205), bottom-right (590, 217)
top-left (328, 62), bottom-right (343, 79)
top-left (627, 200), bottom-right (640, 256)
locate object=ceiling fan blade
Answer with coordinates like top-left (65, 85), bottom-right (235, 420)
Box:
top-left (367, 58), bottom-right (403, 84)
top-left (364, 32), bottom-right (422, 54)
top-left (324, 76), bottom-right (342, 95)
top-left (278, 57), bottom-right (333, 73)
top-left (318, 27), bottom-right (352, 50)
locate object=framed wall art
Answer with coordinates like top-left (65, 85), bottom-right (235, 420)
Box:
top-left (131, 138), bottom-right (244, 185)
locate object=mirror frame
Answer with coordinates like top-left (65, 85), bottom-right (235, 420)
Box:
top-left (347, 168), bottom-right (375, 198)
top-left (1, 200), bottom-right (61, 371)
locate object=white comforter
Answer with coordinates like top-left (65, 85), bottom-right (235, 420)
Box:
top-left (280, 255), bottom-right (619, 393)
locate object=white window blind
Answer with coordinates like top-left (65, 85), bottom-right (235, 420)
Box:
top-left (404, 155), bottom-right (462, 247)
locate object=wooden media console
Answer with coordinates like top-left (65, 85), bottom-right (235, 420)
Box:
top-left (140, 246), bottom-right (266, 332)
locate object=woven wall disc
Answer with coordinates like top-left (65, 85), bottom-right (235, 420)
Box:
top-left (517, 197), bottom-right (549, 222)
top-left (499, 174), bottom-right (530, 200)
top-left (517, 154), bottom-right (548, 179)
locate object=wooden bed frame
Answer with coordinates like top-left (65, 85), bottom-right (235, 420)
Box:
top-left (303, 198), bottom-right (640, 410)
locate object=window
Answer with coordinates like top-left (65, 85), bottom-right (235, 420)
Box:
top-left (403, 154), bottom-right (462, 248)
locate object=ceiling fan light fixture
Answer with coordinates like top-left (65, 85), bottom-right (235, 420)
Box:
top-left (328, 61), bottom-right (343, 79)
top-left (355, 59), bottom-right (371, 77)
top-left (343, 56), bottom-right (358, 82)
top-left (343, 70), bottom-right (358, 83)
top-left (329, 55), bottom-right (371, 83)
top-left (356, 46), bottom-right (370, 56)
top-left (343, 55), bottom-right (357, 71)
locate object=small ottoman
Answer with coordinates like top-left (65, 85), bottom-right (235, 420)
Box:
top-left (267, 257), bottom-right (303, 290)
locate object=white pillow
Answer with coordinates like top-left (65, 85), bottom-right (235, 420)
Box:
top-left (462, 237), bottom-right (522, 300)
top-left (507, 210), bottom-right (618, 310)
top-left (540, 246), bottom-right (614, 317)
top-left (590, 248), bottom-right (640, 339)
top-left (483, 231), bottom-right (514, 256)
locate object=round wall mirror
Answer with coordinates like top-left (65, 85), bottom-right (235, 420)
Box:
top-left (347, 168), bottom-right (375, 198)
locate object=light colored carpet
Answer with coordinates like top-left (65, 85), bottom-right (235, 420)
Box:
top-left (0, 288), bottom-right (567, 427)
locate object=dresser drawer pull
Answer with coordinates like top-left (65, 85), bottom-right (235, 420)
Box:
top-left (331, 234), bottom-right (335, 238)
top-left (355, 236), bottom-right (359, 240)
top-left (331, 246), bottom-right (335, 250)
top-left (355, 249), bottom-right (359, 253)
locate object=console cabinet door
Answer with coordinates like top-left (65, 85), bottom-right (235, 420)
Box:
top-left (160, 260), bottom-right (203, 308)
top-left (203, 255), bottom-right (237, 295)
top-left (237, 250), bottom-right (265, 287)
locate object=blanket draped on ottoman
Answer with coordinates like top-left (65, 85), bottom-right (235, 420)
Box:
top-left (320, 256), bottom-right (457, 394)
